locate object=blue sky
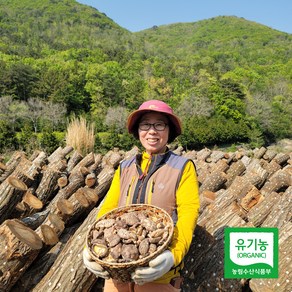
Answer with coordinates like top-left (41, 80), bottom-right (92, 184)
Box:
top-left (77, 0), bottom-right (292, 34)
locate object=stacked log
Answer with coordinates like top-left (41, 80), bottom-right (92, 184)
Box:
top-left (0, 146), bottom-right (125, 292)
top-left (0, 144), bottom-right (290, 292)
top-left (181, 146), bottom-right (291, 292)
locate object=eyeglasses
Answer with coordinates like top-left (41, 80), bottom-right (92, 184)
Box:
top-left (138, 122), bottom-right (168, 131)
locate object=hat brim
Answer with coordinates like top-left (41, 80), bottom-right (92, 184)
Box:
top-left (127, 109), bottom-right (182, 140)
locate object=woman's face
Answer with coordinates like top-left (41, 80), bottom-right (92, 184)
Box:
top-left (138, 112), bottom-right (169, 154)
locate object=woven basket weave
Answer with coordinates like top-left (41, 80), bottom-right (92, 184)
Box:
top-left (86, 204), bottom-right (174, 282)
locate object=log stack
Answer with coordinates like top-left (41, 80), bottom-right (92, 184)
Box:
top-left (0, 145), bottom-right (290, 292)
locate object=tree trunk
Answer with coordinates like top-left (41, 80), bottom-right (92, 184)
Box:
top-left (0, 151), bottom-right (26, 183)
top-left (0, 176), bottom-right (28, 224)
top-left (47, 146), bottom-right (73, 164)
top-left (225, 160), bottom-right (246, 188)
top-left (35, 213), bottom-right (65, 246)
top-left (67, 150), bottom-right (83, 172)
top-left (0, 219), bottom-right (43, 291)
top-left (48, 169), bottom-right (86, 213)
top-left (260, 169), bottom-right (291, 196)
top-left (32, 207), bottom-right (99, 292)
top-left (249, 222), bottom-right (292, 292)
top-left (11, 224), bottom-right (81, 292)
top-left (199, 171), bottom-right (227, 193)
top-left (247, 191), bottom-right (281, 227)
top-left (35, 160), bottom-right (67, 205)
top-left (262, 186), bottom-right (292, 228)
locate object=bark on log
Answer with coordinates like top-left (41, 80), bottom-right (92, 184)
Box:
top-left (101, 148), bottom-right (124, 168)
top-left (247, 191), bottom-right (281, 227)
top-left (210, 159), bottom-right (229, 173)
top-left (206, 150), bottom-right (225, 163)
top-left (35, 213), bottom-right (65, 246)
top-left (0, 161), bottom-right (7, 171)
top-left (199, 176), bottom-right (254, 228)
top-left (30, 151), bottom-right (47, 168)
top-left (48, 168), bottom-right (86, 213)
top-left (272, 152), bottom-right (290, 166)
top-left (21, 209), bottom-right (50, 230)
top-left (249, 222), bottom-right (292, 292)
top-left (11, 223), bottom-right (81, 292)
top-left (69, 152), bottom-right (95, 177)
top-left (56, 187), bottom-right (99, 226)
top-left (11, 191), bottom-right (43, 219)
top-left (0, 151), bottom-right (26, 183)
top-left (260, 169), bottom-right (291, 196)
top-left (182, 225), bottom-right (215, 285)
top-left (183, 150), bottom-right (197, 161)
top-left (88, 153), bottom-right (102, 174)
top-left (35, 160), bottom-right (67, 205)
top-left (225, 160), bottom-right (246, 188)
top-left (243, 160), bottom-right (269, 188)
top-left (32, 207), bottom-right (99, 292)
top-left (0, 219), bottom-right (43, 291)
top-left (182, 227), bottom-right (244, 292)
top-left (195, 160), bottom-right (211, 184)
top-left (239, 186), bottom-right (264, 211)
top-left (262, 186), bottom-right (292, 228)
top-left (94, 165), bottom-right (115, 198)
top-left (67, 150), bottom-right (83, 172)
top-left (261, 160), bottom-right (281, 179)
top-left (253, 146), bottom-right (267, 159)
top-left (0, 176), bottom-right (28, 224)
top-left (203, 203), bottom-right (247, 235)
top-left (196, 148), bottom-right (212, 162)
top-left (199, 190), bottom-right (216, 213)
top-left (263, 149), bottom-right (277, 162)
top-left (199, 171), bottom-right (227, 193)
top-left (47, 146), bottom-right (73, 164)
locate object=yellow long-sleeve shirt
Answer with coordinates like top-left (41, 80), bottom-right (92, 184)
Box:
top-left (97, 151), bottom-right (200, 283)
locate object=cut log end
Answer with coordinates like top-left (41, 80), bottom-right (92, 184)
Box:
top-left (75, 190), bottom-right (90, 207)
top-left (47, 213), bottom-right (65, 234)
top-left (58, 176), bottom-right (68, 188)
top-left (40, 224), bottom-right (59, 245)
top-left (6, 219), bottom-right (43, 250)
top-left (85, 173), bottom-right (96, 188)
top-left (23, 191), bottom-right (43, 210)
top-left (0, 161), bottom-right (7, 170)
top-left (83, 187), bottom-right (99, 203)
top-left (7, 176), bottom-right (28, 191)
top-left (56, 198), bottom-right (74, 215)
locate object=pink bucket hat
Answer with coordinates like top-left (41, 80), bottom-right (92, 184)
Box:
top-left (127, 100), bottom-right (182, 142)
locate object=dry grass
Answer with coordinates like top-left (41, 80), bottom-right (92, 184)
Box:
top-left (65, 116), bottom-right (95, 156)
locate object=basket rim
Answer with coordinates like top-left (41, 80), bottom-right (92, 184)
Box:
top-left (86, 204), bottom-right (174, 268)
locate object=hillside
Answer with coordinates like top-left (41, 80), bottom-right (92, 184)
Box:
top-left (0, 0), bottom-right (291, 154)
top-left (0, 0), bottom-right (130, 56)
top-left (136, 16), bottom-right (292, 67)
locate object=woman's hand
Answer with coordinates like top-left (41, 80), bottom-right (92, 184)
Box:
top-left (131, 250), bottom-right (174, 285)
top-left (82, 247), bottom-right (110, 279)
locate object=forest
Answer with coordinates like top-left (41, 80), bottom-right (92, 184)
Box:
top-left (0, 0), bottom-right (291, 155)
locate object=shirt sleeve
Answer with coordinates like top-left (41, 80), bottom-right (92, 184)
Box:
top-left (96, 165), bottom-right (121, 219)
top-left (168, 160), bottom-right (200, 266)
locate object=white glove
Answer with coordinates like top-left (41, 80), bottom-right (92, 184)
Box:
top-left (131, 250), bottom-right (174, 285)
top-left (82, 247), bottom-right (110, 279)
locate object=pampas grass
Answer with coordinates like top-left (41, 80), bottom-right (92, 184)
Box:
top-left (65, 116), bottom-right (95, 156)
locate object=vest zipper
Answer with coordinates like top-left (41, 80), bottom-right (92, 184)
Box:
top-left (126, 176), bottom-right (135, 206)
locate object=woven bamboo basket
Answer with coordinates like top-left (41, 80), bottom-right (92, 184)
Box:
top-left (86, 204), bottom-right (174, 282)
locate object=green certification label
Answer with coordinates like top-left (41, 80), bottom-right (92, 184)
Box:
top-left (224, 227), bottom-right (278, 278)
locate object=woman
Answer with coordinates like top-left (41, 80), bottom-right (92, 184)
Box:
top-left (83, 100), bottom-right (200, 291)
